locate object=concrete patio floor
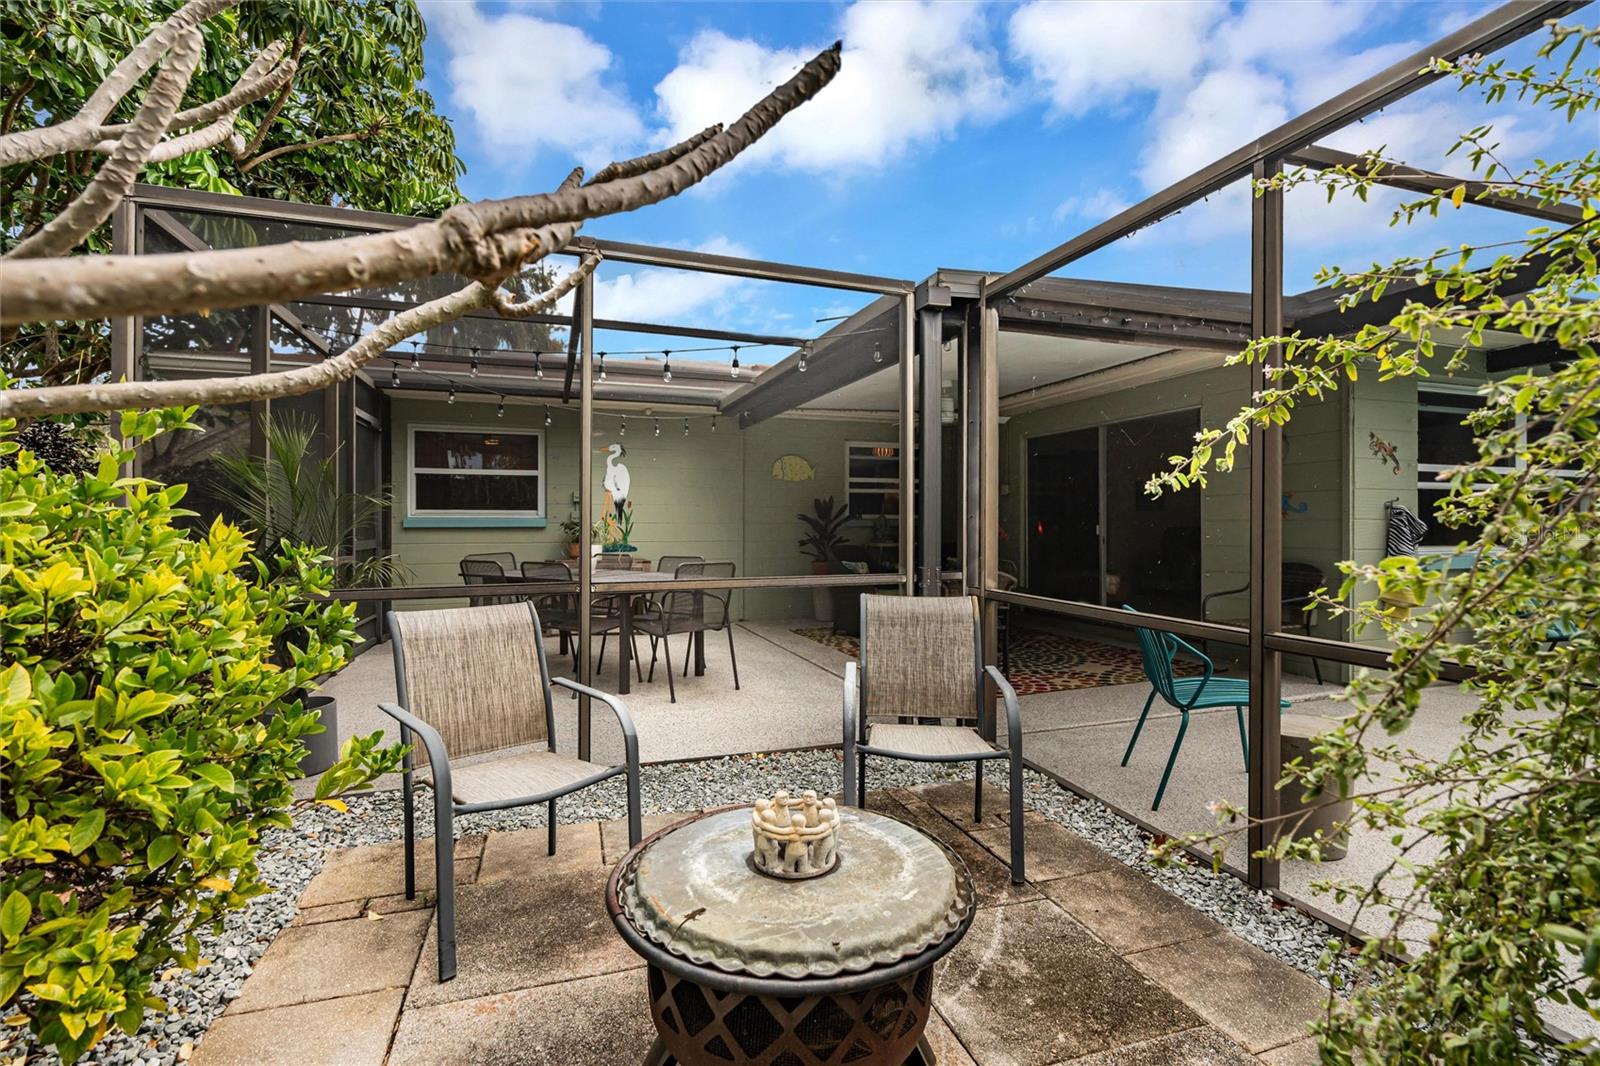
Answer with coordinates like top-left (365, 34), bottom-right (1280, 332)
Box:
top-left (192, 779), bottom-right (1332, 1066)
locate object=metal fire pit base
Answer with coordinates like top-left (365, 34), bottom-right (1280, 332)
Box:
top-left (642, 962), bottom-right (938, 1066)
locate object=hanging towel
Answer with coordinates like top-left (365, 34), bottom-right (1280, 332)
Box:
top-left (1385, 502), bottom-right (1428, 557)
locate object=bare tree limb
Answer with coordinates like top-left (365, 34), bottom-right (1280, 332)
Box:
top-left (484, 251), bottom-right (600, 318)
top-left (0, 0), bottom-right (236, 167)
top-left (0, 41), bottom-right (843, 326)
top-left (1, 77), bottom-right (37, 137)
top-left (586, 125), bottom-right (721, 185)
top-left (7, 29), bottom-right (205, 261)
top-left (0, 283), bottom-right (491, 417)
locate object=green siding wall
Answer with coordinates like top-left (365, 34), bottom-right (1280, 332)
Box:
top-left (386, 396), bottom-right (898, 619)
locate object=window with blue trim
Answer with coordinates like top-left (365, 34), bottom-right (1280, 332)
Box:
top-left (408, 425), bottom-right (544, 518)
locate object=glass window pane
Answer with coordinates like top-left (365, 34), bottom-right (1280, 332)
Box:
top-left (413, 430), bottom-right (538, 471)
top-left (413, 473), bottom-right (541, 512)
top-left (1417, 391), bottom-right (1482, 467)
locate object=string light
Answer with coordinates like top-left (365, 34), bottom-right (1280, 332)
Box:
top-left (534, 351), bottom-right (544, 380)
top-left (544, 405), bottom-right (552, 427)
top-left (391, 365), bottom-right (400, 388)
top-left (798, 342), bottom-right (809, 373)
top-left (620, 416), bottom-right (626, 437)
top-left (872, 340), bottom-right (882, 364)
top-left (447, 383), bottom-right (456, 405)
top-left (410, 340), bottom-right (419, 370)
top-left (711, 416), bottom-right (717, 432)
top-left (662, 350), bottom-right (672, 383)
top-left (496, 396), bottom-right (505, 418)
top-left (730, 346), bottom-right (741, 377)
top-left (598, 352), bottom-right (607, 382)
top-left (469, 346), bottom-right (480, 376)
top-left (653, 418), bottom-right (661, 437)
top-left (683, 418), bottom-right (689, 436)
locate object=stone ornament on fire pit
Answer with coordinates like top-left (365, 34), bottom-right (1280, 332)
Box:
top-left (751, 789), bottom-right (839, 879)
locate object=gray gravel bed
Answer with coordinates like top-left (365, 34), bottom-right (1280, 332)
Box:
top-left (13, 751), bottom-right (1361, 1066)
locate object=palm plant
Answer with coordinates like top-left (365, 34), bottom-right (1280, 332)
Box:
top-left (211, 413), bottom-right (405, 588)
top-left (798, 496), bottom-right (850, 567)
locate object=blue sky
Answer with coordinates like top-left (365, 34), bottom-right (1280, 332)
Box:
top-left (414, 1), bottom-right (1589, 346)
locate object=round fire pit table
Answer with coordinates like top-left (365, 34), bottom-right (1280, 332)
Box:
top-left (607, 805), bottom-right (976, 1066)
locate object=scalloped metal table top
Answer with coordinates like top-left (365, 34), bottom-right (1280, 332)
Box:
top-left (617, 807), bottom-right (974, 980)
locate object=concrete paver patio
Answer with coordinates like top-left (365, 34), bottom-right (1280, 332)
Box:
top-left (192, 780), bottom-right (1333, 1066)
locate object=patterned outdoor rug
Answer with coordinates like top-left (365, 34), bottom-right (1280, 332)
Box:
top-left (790, 627), bottom-right (1202, 696)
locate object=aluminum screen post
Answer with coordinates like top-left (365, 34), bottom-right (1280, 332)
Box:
top-left (1248, 158), bottom-right (1285, 891)
top-left (976, 298), bottom-right (1001, 742)
top-left (899, 293), bottom-right (916, 595)
top-left (576, 277), bottom-right (595, 761)
top-left (917, 306), bottom-right (944, 595)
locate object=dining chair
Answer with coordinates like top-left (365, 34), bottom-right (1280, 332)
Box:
top-left (381, 602), bottom-right (641, 983)
top-left (1120, 605), bottom-right (1291, 810)
top-left (635, 561), bottom-right (739, 703)
top-left (459, 556), bottom-right (516, 607)
top-left (841, 594), bottom-right (1026, 882)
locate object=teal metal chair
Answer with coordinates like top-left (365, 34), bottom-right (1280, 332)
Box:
top-left (1119, 605), bottom-right (1290, 811)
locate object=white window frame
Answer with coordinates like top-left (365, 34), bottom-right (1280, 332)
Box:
top-left (407, 423), bottom-right (545, 519)
top-left (845, 440), bottom-right (904, 521)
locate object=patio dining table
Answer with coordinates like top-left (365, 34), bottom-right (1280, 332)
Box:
top-left (524, 568), bottom-right (722, 696)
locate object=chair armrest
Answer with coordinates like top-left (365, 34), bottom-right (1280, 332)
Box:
top-left (1164, 635), bottom-right (1216, 708)
top-left (378, 702), bottom-right (452, 801)
top-left (843, 661), bottom-right (861, 744)
top-left (984, 665), bottom-right (1023, 755)
top-left (1200, 582), bottom-right (1249, 619)
top-left (550, 677), bottom-right (640, 773)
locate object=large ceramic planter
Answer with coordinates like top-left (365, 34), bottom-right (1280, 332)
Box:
top-left (811, 560), bottom-right (834, 623)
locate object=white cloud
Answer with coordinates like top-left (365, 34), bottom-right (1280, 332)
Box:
top-left (653, 1), bottom-right (1009, 173)
top-left (426, 2), bottom-right (643, 168)
top-left (1140, 67), bottom-right (1290, 190)
top-left (1007, 0), bottom-right (1224, 117)
top-left (1053, 188), bottom-right (1131, 223)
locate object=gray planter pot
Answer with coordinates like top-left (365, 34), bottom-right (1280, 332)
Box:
top-left (297, 695), bottom-right (340, 778)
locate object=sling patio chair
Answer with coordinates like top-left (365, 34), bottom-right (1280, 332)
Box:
top-left (635, 560), bottom-right (740, 703)
top-left (841, 594), bottom-right (1026, 883)
top-left (459, 555), bottom-right (518, 607)
top-left (1119, 604), bottom-right (1290, 811)
top-left (380, 602), bottom-right (642, 982)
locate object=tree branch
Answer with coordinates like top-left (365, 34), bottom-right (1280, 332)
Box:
top-left (0, 283), bottom-right (491, 417)
top-left (484, 250), bottom-right (599, 318)
top-left (0, 0), bottom-right (235, 167)
top-left (237, 125), bottom-right (376, 173)
top-left (235, 31), bottom-right (305, 161)
top-left (6, 29), bottom-right (205, 261)
top-left (0, 41), bottom-right (843, 326)
top-left (586, 125), bottom-right (721, 185)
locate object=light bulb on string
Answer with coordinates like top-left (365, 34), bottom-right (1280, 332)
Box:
top-left (872, 340), bottom-right (882, 364)
top-left (653, 418), bottom-right (661, 437)
top-left (496, 396), bottom-right (505, 418)
top-left (410, 340), bottom-right (419, 370)
top-left (534, 351), bottom-right (544, 380)
top-left (447, 383), bottom-right (456, 405)
top-left (798, 343), bottom-right (809, 373)
top-left (470, 346), bottom-right (480, 377)
top-left (662, 351), bottom-right (672, 383)
top-left (711, 416), bottom-right (717, 433)
top-left (620, 416), bottom-right (626, 437)
top-left (598, 352), bottom-right (607, 382)
top-left (544, 405), bottom-right (552, 427)
top-left (391, 365), bottom-right (400, 388)
top-left (730, 346), bottom-right (741, 377)
top-left (683, 418), bottom-right (689, 437)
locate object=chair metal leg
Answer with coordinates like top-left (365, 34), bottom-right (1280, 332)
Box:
top-left (973, 764), bottom-right (983, 822)
top-left (1122, 689), bottom-right (1158, 766)
top-left (1152, 711), bottom-right (1190, 812)
top-left (547, 798), bottom-right (557, 857)
top-left (631, 634), bottom-right (644, 682)
top-left (858, 752), bottom-right (868, 808)
top-left (1235, 705), bottom-right (1249, 769)
top-left (402, 759), bottom-right (416, 900)
top-left (597, 633), bottom-right (608, 674)
top-left (682, 633), bottom-right (691, 677)
top-left (647, 635), bottom-right (659, 682)
top-left (1009, 752), bottom-right (1026, 883)
top-left (662, 632), bottom-right (677, 703)
top-left (433, 797), bottom-right (457, 982)
top-left (726, 625), bottom-right (740, 690)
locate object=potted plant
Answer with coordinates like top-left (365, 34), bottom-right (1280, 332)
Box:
top-left (561, 515), bottom-right (585, 558)
top-left (798, 496), bottom-right (850, 622)
top-left (212, 413), bottom-right (407, 776)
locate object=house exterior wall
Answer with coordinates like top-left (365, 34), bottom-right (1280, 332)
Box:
top-left (385, 394), bottom-right (898, 619)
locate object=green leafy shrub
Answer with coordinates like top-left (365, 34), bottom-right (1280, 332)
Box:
top-left (0, 409), bottom-right (401, 1062)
